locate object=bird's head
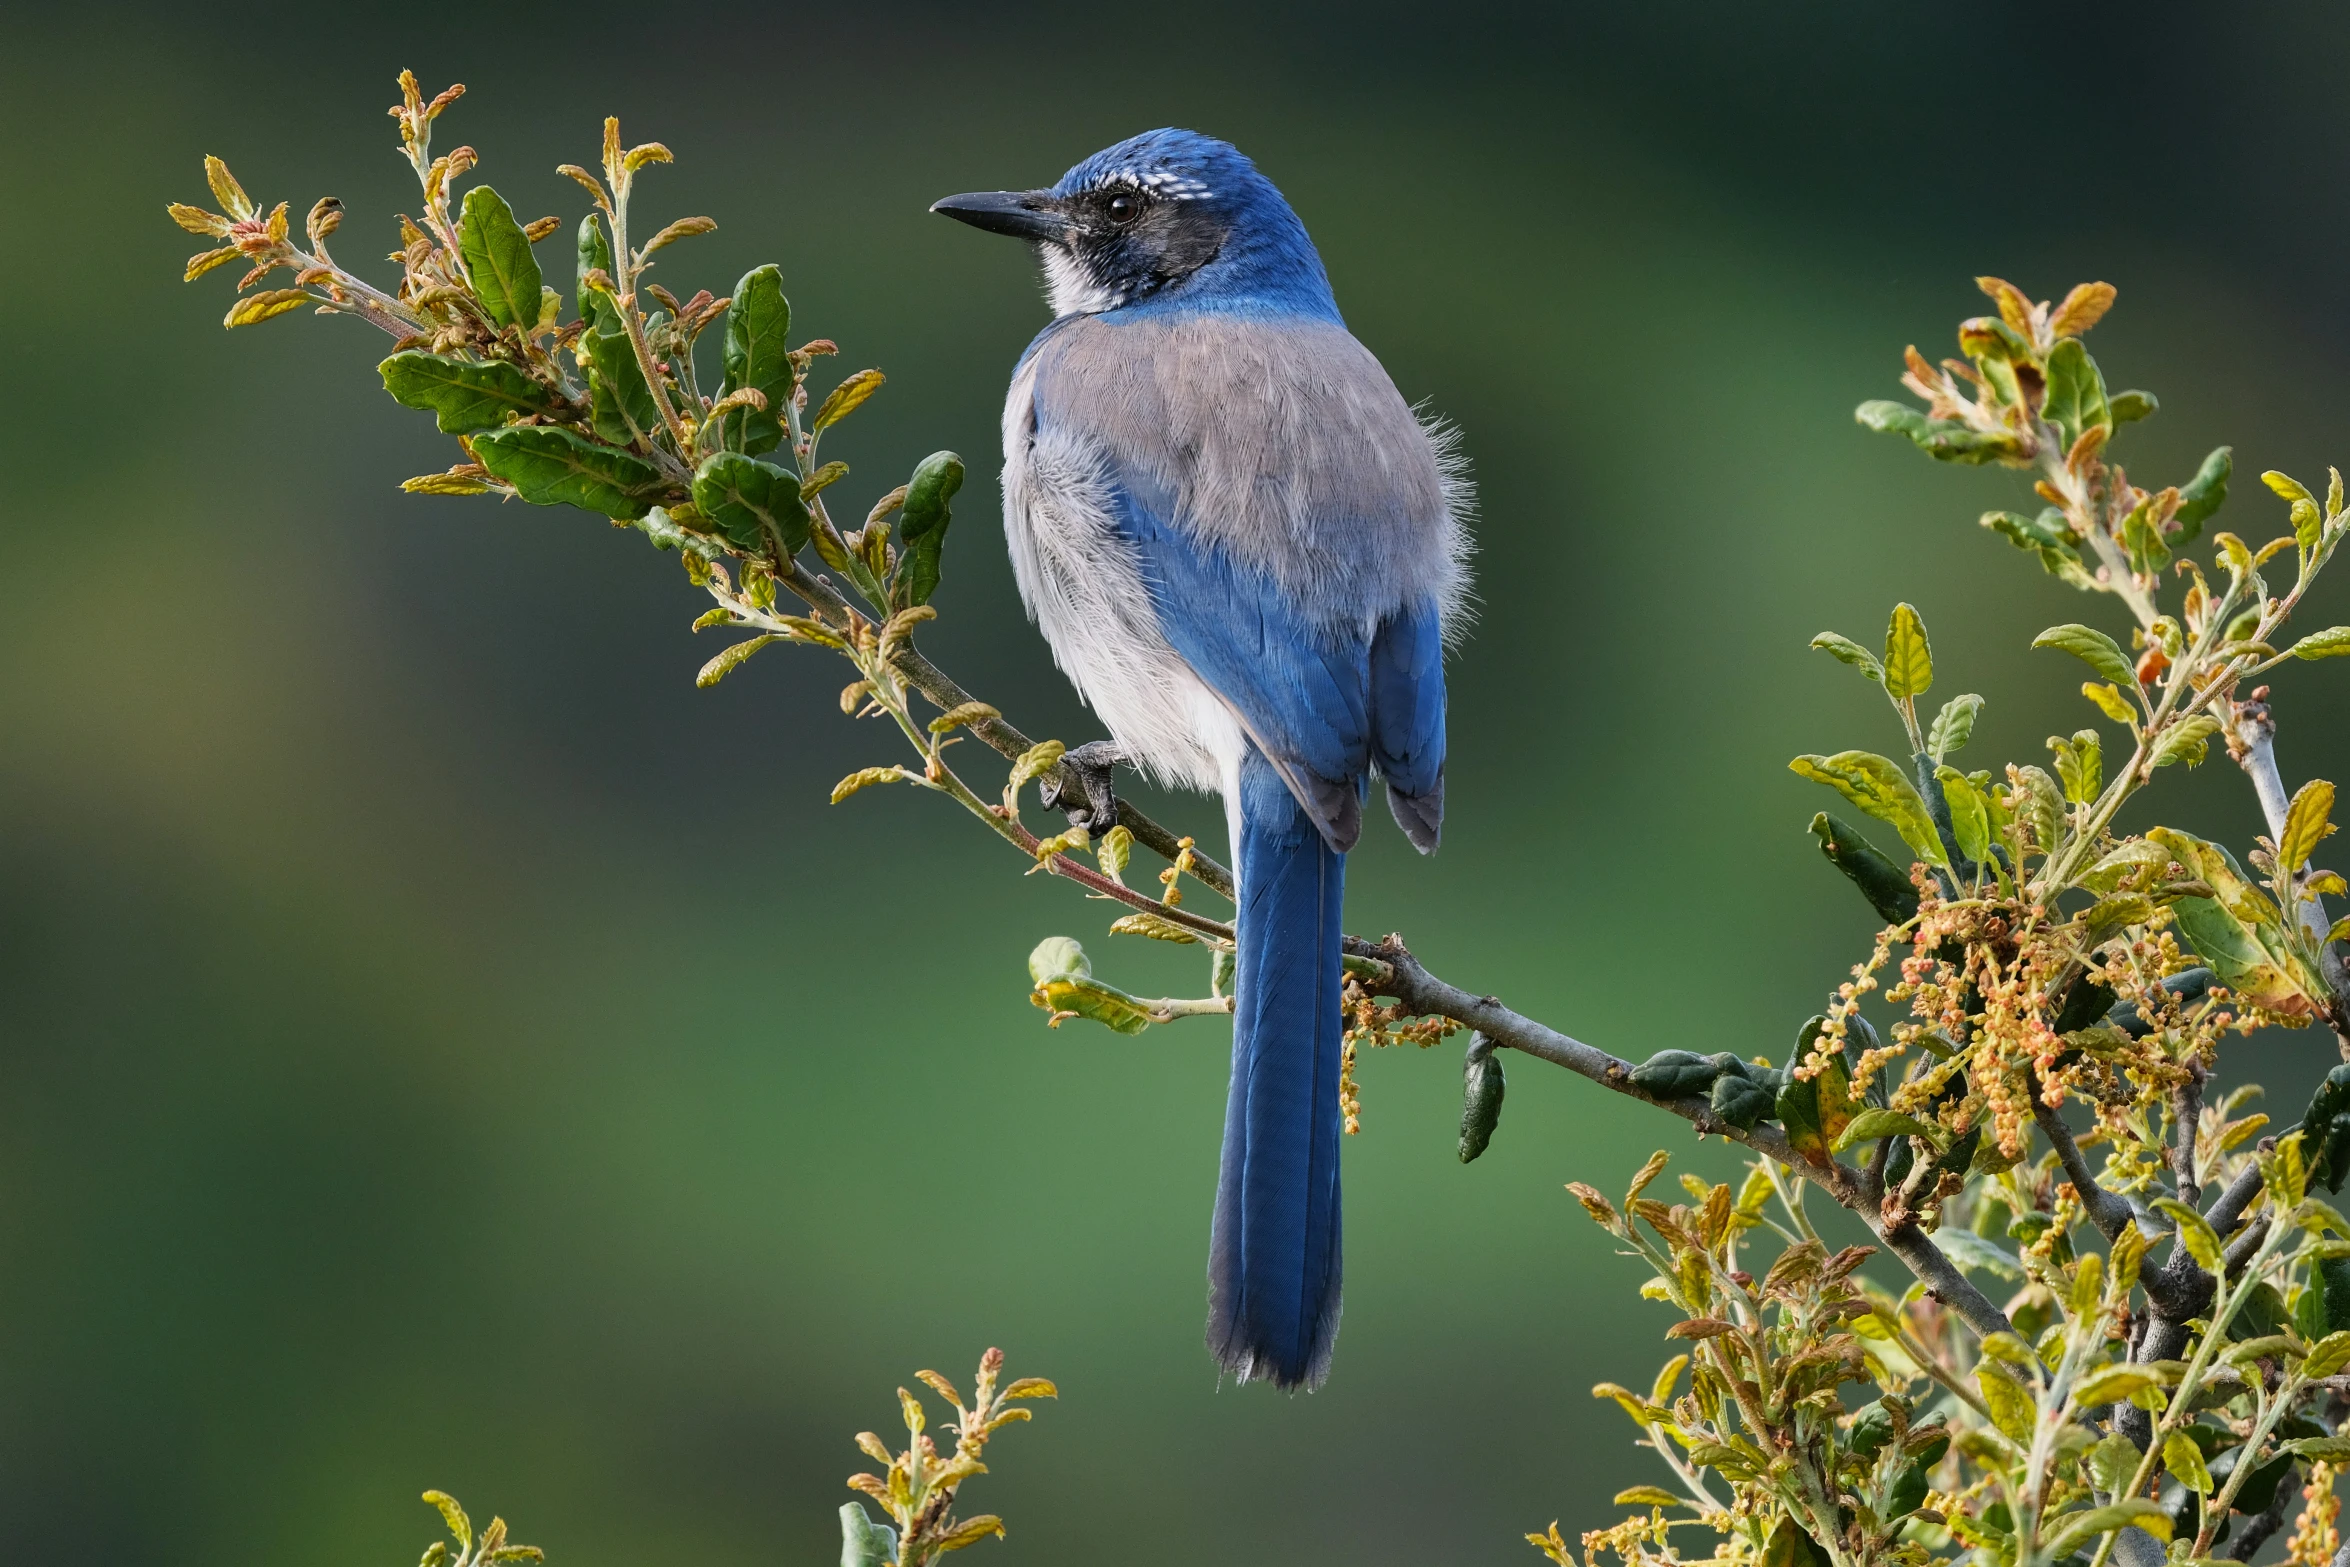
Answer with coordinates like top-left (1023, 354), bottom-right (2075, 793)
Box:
top-left (931, 129), bottom-right (1336, 320)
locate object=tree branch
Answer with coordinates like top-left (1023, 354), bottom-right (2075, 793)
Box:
top-left (2028, 1077), bottom-right (2137, 1243)
top-left (1351, 934), bottom-right (2015, 1340)
top-left (2231, 694), bottom-right (2343, 993)
top-left (772, 557), bottom-right (1235, 899)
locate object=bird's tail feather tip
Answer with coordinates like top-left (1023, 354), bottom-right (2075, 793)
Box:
top-left (1207, 1297), bottom-right (1342, 1391)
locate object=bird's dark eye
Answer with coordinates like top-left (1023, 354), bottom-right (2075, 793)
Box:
top-left (1106, 191), bottom-right (1140, 225)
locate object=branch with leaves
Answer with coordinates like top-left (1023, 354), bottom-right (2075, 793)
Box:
top-left (178, 81), bottom-right (2350, 1567)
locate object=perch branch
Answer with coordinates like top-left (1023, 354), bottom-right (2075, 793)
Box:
top-left (1349, 933), bottom-right (2015, 1339)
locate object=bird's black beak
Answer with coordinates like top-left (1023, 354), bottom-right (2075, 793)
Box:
top-left (929, 189), bottom-right (1070, 243)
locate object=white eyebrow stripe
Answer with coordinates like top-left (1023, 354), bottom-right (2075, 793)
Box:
top-left (1094, 166), bottom-right (1213, 201)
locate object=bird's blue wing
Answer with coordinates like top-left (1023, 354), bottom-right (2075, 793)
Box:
top-left (1369, 596), bottom-right (1445, 851)
top-left (1100, 477), bottom-right (1372, 850)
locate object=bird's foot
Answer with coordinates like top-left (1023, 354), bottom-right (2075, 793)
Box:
top-left (1038, 740), bottom-right (1126, 834)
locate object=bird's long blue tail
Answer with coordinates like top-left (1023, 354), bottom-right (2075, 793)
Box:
top-left (1208, 749), bottom-right (1346, 1389)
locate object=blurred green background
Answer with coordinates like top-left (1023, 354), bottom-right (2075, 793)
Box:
top-left (9, 3), bottom-right (2350, 1562)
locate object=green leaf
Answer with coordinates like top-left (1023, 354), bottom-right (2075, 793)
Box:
top-left (691, 452), bottom-right (811, 555)
top-left (1808, 813), bottom-right (1920, 924)
top-left (471, 425), bottom-right (664, 519)
top-left (2153, 1196), bottom-right (2222, 1271)
top-left (1712, 1070), bottom-right (1776, 1131)
top-left (2281, 779), bottom-right (2337, 873)
top-left (2121, 494), bottom-right (2171, 576)
top-left (1856, 399), bottom-right (2026, 464)
top-left (839, 1503), bottom-right (898, 1567)
top-left (1788, 752), bottom-right (1949, 869)
top-left (576, 213), bottom-right (619, 334)
top-left (2041, 1501), bottom-right (2170, 1559)
top-left (1628, 1049), bottom-right (1734, 1099)
top-left (1883, 603), bottom-right (1933, 699)
top-left (1937, 1227), bottom-right (2022, 1280)
top-left (2071, 1365), bottom-right (2160, 1408)
top-left (2290, 627), bottom-right (2350, 660)
top-left (377, 350), bottom-right (549, 434)
top-left (1976, 1365), bottom-right (2035, 1444)
top-left (2014, 765), bottom-right (2066, 855)
top-left (2173, 446), bottom-right (2232, 542)
top-left (1934, 766), bottom-right (1992, 865)
top-left (718, 265), bottom-right (793, 455)
top-left (2287, 1435), bottom-right (2350, 1463)
top-left (2150, 826), bottom-right (2331, 1017)
top-left (457, 185), bottom-right (544, 335)
top-left (2151, 714), bottom-right (2221, 769)
top-left (2109, 390), bottom-right (2159, 424)
top-left (586, 320), bottom-right (661, 445)
top-left (1810, 632), bottom-right (1885, 684)
top-left (2088, 1431), bottom-right (2142, 1495)
top-left (892, 451), bottom-right (966, 609)
top-left (2049, 730), bottom-right (2102, 806)
top-left (2042, 337), bottom-right (2112, 452)
top-left (2032, 623), bottom-right (2137, 688)
top-left (2163, 1429), bottom-right (2214, 1495)
top-left (1832, 1108), bottom-right (1940, 1152)
top-left (1927, 693), bottom-right (1982, 761)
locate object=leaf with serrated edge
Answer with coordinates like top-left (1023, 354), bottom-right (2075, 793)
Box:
top-left (379, 351), bottom-right (548, 434)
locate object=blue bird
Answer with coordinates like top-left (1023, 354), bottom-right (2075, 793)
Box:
top-left (933, 130), bottom-right (1470, 1389)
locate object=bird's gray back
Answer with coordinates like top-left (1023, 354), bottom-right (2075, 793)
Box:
top-left (1022, 311), bottom-right (1466, 632)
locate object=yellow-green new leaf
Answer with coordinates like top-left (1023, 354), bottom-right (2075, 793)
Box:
top-left (204, 154), bottom-right (256, 222)
top-left (1934, 765), bottom-right (1992, 864)
top-left (2081, 682), bottom-right (2137, 725)
top-left (1789, 752), bottom-right (1949, 868)
top-left (2281, 779), bottom-right (2337, 873)
top-left (697, 635), bottom-right (776, 687)
top-left (422, 1491), bottom-right (472, 1552)
top-left (1613, 1487), bottom-right (1687, 1509)
top-left (2286, 1435), bottom-right (2350, 1462)
top-left (2152, 715), bottom-right (2221, 769)
top-left (2071, 1365), bottom-right (2159, 1407)
top-left (1884, 603), bottom-right (1933, 698)
top-left (2153, 1197), bottom-right (2222, 1271)
top-left (1976, 1365), bottom-right (2036, 1444)
top-left (2163, 1430), bottom-right (2213, 1494)
top-left (930, 1516), bottom-right (1007, 1554)
top-left (2033, 623), bottom-right (2137, 688)
top-left (2290, 627), bottom-right (2350, 660)
top-left (812, 368), bottom-right (885, 433)
top-left (224, 289), bottom-right (312, 327)
top-left (1810, 632), bottom-right (1885, 684)
top-left (833, 766), bottom-right (911, 803)
top-left (2041, 1501), bottom-right (2170, 1560)
top-left (1833, 1108), bottom-right (1942, 1152)
top-left (1007, 740), bottom-right (1066, 795)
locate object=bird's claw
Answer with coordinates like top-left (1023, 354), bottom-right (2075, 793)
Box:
top-left (1039, 740), bottom-right (1126, 833)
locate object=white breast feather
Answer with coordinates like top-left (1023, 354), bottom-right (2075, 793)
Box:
top-left (1001, 360), bottom-right (1246, 801)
